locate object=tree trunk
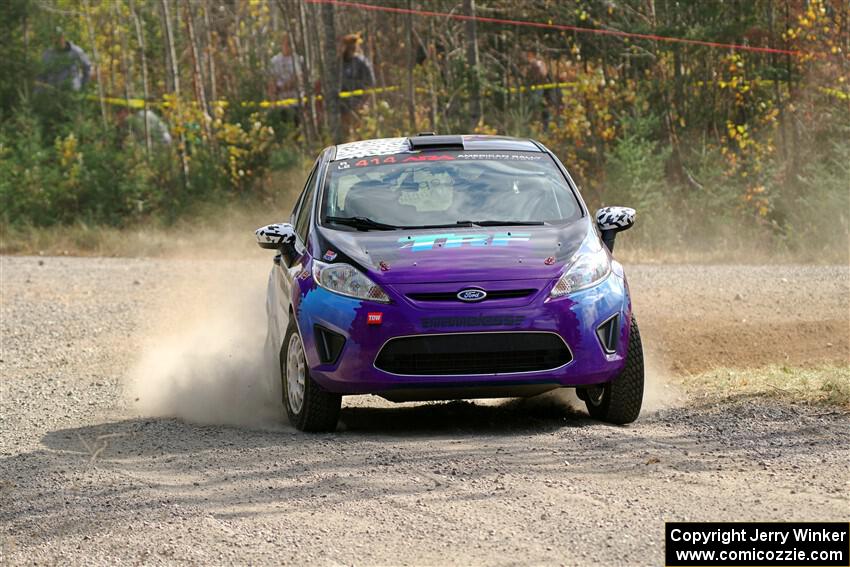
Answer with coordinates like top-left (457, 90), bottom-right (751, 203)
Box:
top-left (427, 18), bottom-right (437, 132)
top-left (321, 2), bottom-right (341, 143)
top-left (161, 0), bottom-right (189, 188)
top-left (117, 2), bottom-right (133, 109)
top-left (297, 0), bottom-right (320, 139)
top-left (82, 0), bottom-right (108, 128)
top-left (161, 0), bottom-right (180, 96)
top-left (463, 0), bottom-right (481, 129)
top-left (130, 0), bottom-right (152, 158)
top-left (202, 0), bottom-right (217, 105)
top-left (405, 0), bottom-right (416, 132)
top-left (768, 0), bottom-right (788, 167)
top-left (783, 0), bottom-right (799, 180)
top-left (277, 0), bottom-right (314, 145)
top-left (183, 0), bottom-right (212, 142)
top-left (296, 0), bottom-right (318, 137)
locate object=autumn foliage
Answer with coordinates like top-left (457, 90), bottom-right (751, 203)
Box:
top-left (0, 0), bottom-right (847, 258)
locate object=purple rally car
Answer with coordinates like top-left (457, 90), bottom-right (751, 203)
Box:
top-left (256, 134), bottom-right (642, 431)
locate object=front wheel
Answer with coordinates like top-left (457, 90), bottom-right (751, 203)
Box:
top-left (281, 321), bottom-right (341, 432)
top-left (581, 316), bottom-right (644, 424)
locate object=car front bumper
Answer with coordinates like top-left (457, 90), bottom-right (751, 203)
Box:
top-left (294, 272), bottom-right (632, 396)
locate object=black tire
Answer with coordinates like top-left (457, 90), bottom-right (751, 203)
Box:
top-left (582, 316), bottom-right (644, 424)
top-left (281, 320), bottom-right (341, 432)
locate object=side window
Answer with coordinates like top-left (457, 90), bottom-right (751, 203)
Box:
top-left (294, 163), bottom-right (319, 240)
top-left (290, 183), bottom-right (307, 225)
top-left (291, 161), bottom-right (317, 222)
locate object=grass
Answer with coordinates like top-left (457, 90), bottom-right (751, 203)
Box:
top-left (684, 365), bottom-right (850, 410)
top-left (2, 215), bottom-right (267, 259)
top-left (0, 167), bottom-right (306, 259)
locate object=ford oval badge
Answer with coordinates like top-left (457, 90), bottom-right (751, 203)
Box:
top-left (457, 288), bottom-right (487, 302)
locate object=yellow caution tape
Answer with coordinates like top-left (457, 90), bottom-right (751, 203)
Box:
top-left (83, 79), bottom-right (849, 109)
top-left (818, 86), bottom-right (848, 101)
top-left (507, 81), bottom-right (576, 94)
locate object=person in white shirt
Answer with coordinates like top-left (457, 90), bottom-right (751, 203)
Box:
top-left (267, 33), bottom-right (303, 129)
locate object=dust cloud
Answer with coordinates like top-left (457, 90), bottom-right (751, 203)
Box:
top-left (123, 259), bottom-right (286, 430)
top-left (642, 351), bottom-right (682, 412)
top-left (543, 366), bottom-right (680, 416)
top-left (638, 322), bottom-right (684, 412)
top-left (544, 327), bottom-right (683, 415)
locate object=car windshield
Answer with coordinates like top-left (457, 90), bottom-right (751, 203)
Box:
top-left (321, 150), bottom-right (582, 229)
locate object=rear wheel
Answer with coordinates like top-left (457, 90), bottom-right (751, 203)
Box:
top-left (581, 316), bottom-right (644, 424)
top-left (281, 321), bottom-right (341, 432)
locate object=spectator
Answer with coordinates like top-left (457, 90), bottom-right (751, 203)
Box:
top-left (116, 106), bottom-right (172, 147)
top-left (524, 50), bottom-right (553, 128)
top-left (37, 27), bottom-right (92, 93)
top-left (267, 33), bottom-right (303, 128)
top-left (338, 33), bottom-right (375, 136)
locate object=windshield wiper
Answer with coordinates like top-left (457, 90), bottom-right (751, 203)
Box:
top-left (458, 220), bottom-right (546, 226)
top-left (325, 216), bottom-right (399, 231)
top-left (399, 221), bottom-right (476, 229)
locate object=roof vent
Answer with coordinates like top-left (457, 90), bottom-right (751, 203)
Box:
top-left (408, 134), bottom-right (464, 150)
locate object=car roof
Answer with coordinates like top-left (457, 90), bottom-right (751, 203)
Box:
top-left (332, 135), bottom-right (541, 161)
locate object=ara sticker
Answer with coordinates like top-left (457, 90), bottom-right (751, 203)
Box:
top-left (379, 260), bottom-right (390, 271)
top-left (323, 250), bottom-right (338, 261)
top-left (401, 154), bottom-right (455, 163)
top-left (544, 256), bottom-right (556, 265)
top-left (367, 312), bottom-right (383, 325)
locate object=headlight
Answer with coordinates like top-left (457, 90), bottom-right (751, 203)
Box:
top-left (549, 246), bottom-right (611, 297)
top-left (312, 260), bottom-right (390, 303)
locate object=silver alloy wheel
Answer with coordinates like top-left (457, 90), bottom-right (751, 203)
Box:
top-left (586, 385), bottom-right (605, 407)
top-left (286, 333), bottom-right (306, 415)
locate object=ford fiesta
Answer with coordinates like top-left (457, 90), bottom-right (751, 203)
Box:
top-left (256, 134), bottom-right (643, 431)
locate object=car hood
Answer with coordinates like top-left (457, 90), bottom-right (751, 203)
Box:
top-left (315, 219), bottom-right (592, 284)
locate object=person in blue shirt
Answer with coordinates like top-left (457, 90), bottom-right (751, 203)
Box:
top-left (37, 27), bottom-right (92, 93)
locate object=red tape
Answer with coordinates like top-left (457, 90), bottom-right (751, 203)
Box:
top-left (306, 0), bottom-right (802, 57)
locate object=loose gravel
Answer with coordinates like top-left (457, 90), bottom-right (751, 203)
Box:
top-left (1, 256), bottom-right (848, 566)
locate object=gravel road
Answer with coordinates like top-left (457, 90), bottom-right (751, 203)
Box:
top-left (1, 256), bottom-right (848, 565)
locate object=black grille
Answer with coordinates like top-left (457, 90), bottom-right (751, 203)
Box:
top-left (374, 333), bottom-right (571, 375)
top-left (407, 289), bottom-right (536, 302)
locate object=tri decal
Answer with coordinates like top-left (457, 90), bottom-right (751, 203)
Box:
top-left (323, 250), bottom-right (338, 261)
top-left (398, 232), bottom-right (531, 252)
